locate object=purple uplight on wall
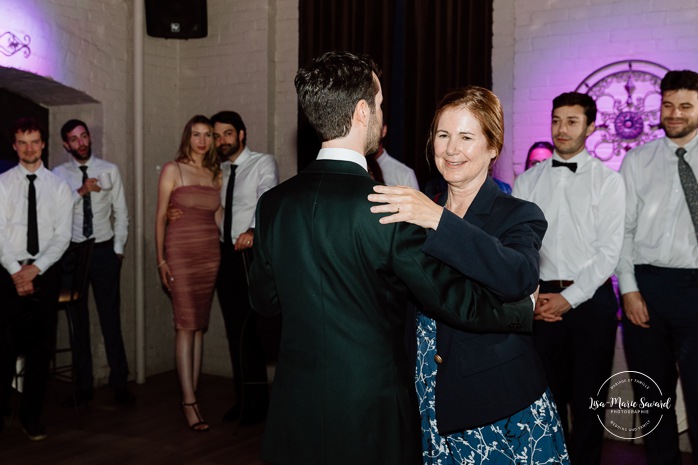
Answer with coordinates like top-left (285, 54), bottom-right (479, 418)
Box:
top-left (0, 0), bottom-right (60, 78)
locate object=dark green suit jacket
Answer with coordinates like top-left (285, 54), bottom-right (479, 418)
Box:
top-left (249, 159), bottom-right (532, 465)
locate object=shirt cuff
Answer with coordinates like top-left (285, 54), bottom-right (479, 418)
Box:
top-left (4, 261), bottom-right (22, 275)
top-left (32, 258), bottom-right (47, 275)
top-left (560, 287), bottom-right (583, 309)
top-left (617, 273), bottom-right (639, 295)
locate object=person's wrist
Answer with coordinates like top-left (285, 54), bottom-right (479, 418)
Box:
top-left (431, 207), bottom-right (445, 230)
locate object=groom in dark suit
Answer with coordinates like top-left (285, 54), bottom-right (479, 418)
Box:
top-left (249, 51), bottom-right (533, 465)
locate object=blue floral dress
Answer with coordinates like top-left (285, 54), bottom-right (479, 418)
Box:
top-left (416, 312), bottom-right (570, 465)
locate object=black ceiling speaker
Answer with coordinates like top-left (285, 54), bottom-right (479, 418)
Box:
top-left (145, 0), bottom-right (208, 39)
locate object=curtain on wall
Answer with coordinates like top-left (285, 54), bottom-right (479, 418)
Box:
top-left (298, 0), bottom-right (493, 188)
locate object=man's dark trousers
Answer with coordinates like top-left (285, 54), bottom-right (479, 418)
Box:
top-left (623, 265), bottom-right (698, 465)
top-left (69, 240), bottom-right (129, 393)
top-left (0, 264), bottom-right (60, 425)
top-left (216, 243), bottom-right (269, 421)
top-left (533, 280), bottom-right (618, 465)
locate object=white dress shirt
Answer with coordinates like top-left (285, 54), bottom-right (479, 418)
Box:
top-left (0, 163), bottom-right (73, 275)
top-left (513, 150), bottom-right (626, 308)
top-left (616, 135), bottom-right (698, 295)
top-left (376, 150), bottom-right (419, 189)
top-left (220, 146), bottom-right (279, 242)
top-left (53, 156), bottom-right (129, 254)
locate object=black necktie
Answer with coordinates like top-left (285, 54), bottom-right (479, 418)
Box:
top-left (552, 159), bottom-right (577, 173)
top-left (676, 147), bottom-right (698, 237)
top-left (80, 165), bottom-right (93, 238)
top-left (223, 164), bottom-right (238, 247)
top-left (26, 174), bottom-right (39, 256)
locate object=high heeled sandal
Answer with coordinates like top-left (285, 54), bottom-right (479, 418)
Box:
top-left (181, 401), bottom-right (210, 432)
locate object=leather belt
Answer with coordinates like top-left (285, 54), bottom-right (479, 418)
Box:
top-left (540, 278), bottom-right (612, 289)
top-left (93, 238), bottom-right (114, 249)
top-left (72, 237), bottom-right (113, 249)
top-left (540, 280), bottom-right (574, 289)
top-left (18, 259), bottom-right (35, 266)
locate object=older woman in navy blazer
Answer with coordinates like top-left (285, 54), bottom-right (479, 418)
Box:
top-left (370, 87), bottom-right (570, 465)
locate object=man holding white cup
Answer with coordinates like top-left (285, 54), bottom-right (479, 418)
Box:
top-left (53, 119), bottom-right (133, 406)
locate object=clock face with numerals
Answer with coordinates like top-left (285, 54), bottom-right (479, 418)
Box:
top-left (575, 60), bottom-right (669, 171)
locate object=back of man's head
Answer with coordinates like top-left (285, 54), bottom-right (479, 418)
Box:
top-left (660, 70), bottom-right (698, 94)
top-left (211, 111), bottom-right (247, 146)
top-left (60, 119), bottom-right (90, 142)
top-left (552, 92), bottom-right (597, 127)
top-left (13, 117), bottom-right (47, 143)
top-left (294, 51), bottom-right (380, 142)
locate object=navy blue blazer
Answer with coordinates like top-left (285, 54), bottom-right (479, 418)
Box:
top-left (423, 177), bottom-right (549, 433)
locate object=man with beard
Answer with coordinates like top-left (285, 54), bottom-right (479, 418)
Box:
top-left (616, 69), bottom-right (698, 465)
top-left (0, 118), bottom-right (72, 440)
top-left (53, 119), bottom-right (132, 406)
top-left (210, 111), bottom-right (279, 425)
top-left (248, 51), bottom-right (536, 465)
top-left (513, 92), bottom-right (625, 465)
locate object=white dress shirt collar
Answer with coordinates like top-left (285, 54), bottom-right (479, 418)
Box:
top-left (665, 132), bottom-right (698, 154)
top-left (552, 149), bottom-right (591, 166)
top-left (17, 162), bottom-right (47, 178)
top-left (231, 146), bottom-right (252, 167)
top-left (317, 147), bottom-right (368, 171)
top-left (70, 155), bottom-right (93, 170)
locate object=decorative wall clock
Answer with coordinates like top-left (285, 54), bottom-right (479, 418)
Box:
top-left (575, 60), bottom-right (669, 171)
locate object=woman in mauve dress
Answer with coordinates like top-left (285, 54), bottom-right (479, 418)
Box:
top-left (155, 115), bottom-right (222, 432)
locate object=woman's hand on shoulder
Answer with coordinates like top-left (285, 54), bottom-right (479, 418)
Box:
top-left (368, 185), bottom-right (443, 230)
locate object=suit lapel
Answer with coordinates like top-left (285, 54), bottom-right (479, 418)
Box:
top-left (463, 177), bottom-right (500, 229)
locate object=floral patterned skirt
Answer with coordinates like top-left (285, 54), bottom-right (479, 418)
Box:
top-left (416, 312), bottom-right (570, 465)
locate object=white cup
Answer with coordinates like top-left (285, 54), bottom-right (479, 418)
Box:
top-left (98, 172), bottom-right (113, 190)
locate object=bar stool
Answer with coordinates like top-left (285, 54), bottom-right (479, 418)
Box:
top-left (51, 239), bottom-right (95, 392)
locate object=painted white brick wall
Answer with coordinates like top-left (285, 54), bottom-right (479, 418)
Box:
top-left (2, 0), bottom-right (136, 387)
top-left (494, 0), bottom-right (698, 178)
top-left (1, 0), bottom-right (298, 382)
top-left (144, 0), bottom-right (298, 377)
top-left (493, 0), bottom-right (695, 451)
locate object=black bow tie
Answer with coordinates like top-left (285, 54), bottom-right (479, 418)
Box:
top-left (552, 159), bottom-right (577, 173)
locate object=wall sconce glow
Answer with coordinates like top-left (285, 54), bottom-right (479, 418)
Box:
top-left (0, 31), bottom-right (32, 58)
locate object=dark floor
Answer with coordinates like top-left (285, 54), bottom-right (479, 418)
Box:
top-left (0, 371), bottom-right (692, 464)
top-left (0, 371), bottom-right (267, 465)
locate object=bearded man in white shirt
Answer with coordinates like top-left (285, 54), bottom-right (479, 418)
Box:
top-left (617, 69), bottom-right (698, 465)
top-left (210, 111), bottom-right (279, 425)
top-left (513, 92), bottom-right (625, 465)
top-left (53, 119), bottom-right (133, 406)
top-left (0, 117), bottom-right (72, 440)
